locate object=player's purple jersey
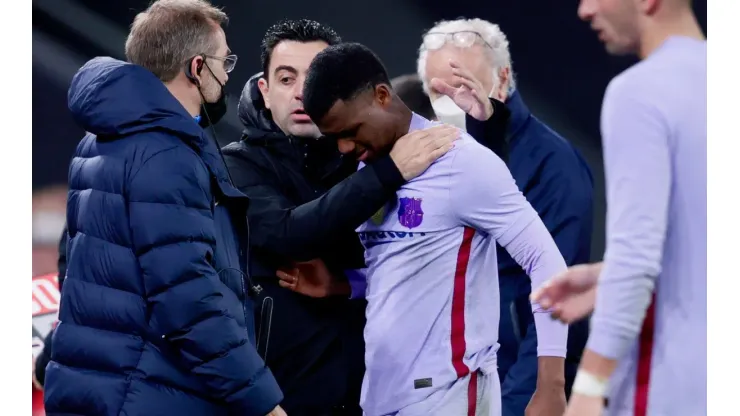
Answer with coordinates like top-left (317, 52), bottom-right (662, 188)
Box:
top-left (587, 36), bottom-right (707, 416)
top-left (356, 114), bottom-right (569, 415)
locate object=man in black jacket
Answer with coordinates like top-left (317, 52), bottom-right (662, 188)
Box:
top-left (221, 19), bottom-right (457, 415)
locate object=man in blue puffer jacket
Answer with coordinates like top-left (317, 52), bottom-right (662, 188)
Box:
top-left (43, 1), bottom-right (284, 415)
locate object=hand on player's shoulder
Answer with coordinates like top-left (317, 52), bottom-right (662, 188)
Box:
top-left (390, 124), bottom-right (460, 181)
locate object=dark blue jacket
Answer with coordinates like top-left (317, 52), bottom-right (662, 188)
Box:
top-left (488, 92), bottom-right (593, 415)
top-left (44, 57), bottom-right (282, 416)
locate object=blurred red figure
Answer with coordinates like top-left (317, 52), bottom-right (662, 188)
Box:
top-left (32, 388), bottom-right (46, 416)
top-left (32, 272), bottom-right (61, 416)
top-left (31, 185), bottom-right (66, 416)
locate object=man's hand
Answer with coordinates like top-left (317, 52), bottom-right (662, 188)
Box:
top-left (266, 405), bottom-right (288, 416)
top-left (276, 259), bottom-right (350, 298)
top-left (389, 124), bottom-right (459, 180)
top-left (430, 60), bottom-right (494, 121)
top-left (531, 263), bottom-right (602, 324)
top-left (564, 393), bottom-right (604, 416)
top-left (526, 356), bottom-right (567, 416)
top-left (526, 385), bottom-right (567, 416)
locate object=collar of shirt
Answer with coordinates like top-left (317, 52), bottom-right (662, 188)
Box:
top-left (409, 112), bottom-right (432, 132)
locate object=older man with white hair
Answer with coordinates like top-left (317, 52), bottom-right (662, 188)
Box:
top-left (417, 18), bottom-right (595, 416)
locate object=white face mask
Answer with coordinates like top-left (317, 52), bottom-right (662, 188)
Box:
top-left (431, 96), bottom-right (466, 130)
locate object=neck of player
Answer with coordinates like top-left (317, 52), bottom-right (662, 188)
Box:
top-left (639, 9), bottom-right (705, 59)
top-left (395, 101), bottom-right (414, 140)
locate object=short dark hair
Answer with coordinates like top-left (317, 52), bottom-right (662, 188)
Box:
top-left (260, 19), bottom-right (342, 78)
top-left (303, 42), bottom-right (391, 122)
top-left (391, 74), bottom-right (435, 120)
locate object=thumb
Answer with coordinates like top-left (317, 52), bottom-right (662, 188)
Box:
top-left (530, 282), bottom-right (549, 303)
top-left (430, 78), bottom-right (456, 97)
top-left (531, 277), bottom-right (567, 308)
top-left (276, 270), bottom-right (297, 282)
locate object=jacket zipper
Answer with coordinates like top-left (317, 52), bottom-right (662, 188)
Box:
top-left (239, 219), bottom-right (250, 331)
top-left (237, 264), bottom-right (249, 327)
top-left (215, 191), bottom-right (251, 338)
top-left (239, 216), bottom-right (255, 335)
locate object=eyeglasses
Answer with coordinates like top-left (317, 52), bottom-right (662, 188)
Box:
top-left (422, 31), bottom-right (492, 51)
top-left (205, 54), bottom-right (238, 73)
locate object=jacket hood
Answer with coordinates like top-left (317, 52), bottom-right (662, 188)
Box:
top-left (68, 57), bottom-right (201, 138)
top-left (237, 72), bottom-right (282, 138)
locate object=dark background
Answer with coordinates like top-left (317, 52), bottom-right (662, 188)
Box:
top-left (31, 0), bottom-right (707, 258)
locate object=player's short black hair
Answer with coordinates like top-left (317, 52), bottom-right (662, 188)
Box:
top-left (303, 42), bottom-right (391, 123)
top-left (391, 74), bottom-right (435, 120)
top-left (260, 19), bottom-right (342, 78)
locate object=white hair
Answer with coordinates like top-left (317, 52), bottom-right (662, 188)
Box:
top-left (416, 18), bottom-right (516, 96)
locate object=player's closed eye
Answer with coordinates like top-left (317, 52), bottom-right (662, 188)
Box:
top-left (338, 126), bottom-right (360, 139)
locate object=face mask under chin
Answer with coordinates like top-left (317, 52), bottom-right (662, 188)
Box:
top-left (198, 86), bottom-right (228, 128)
top-left (197, 64), bottom-right (229, 128)
top-left (431, 95), bottom-right (467, 130)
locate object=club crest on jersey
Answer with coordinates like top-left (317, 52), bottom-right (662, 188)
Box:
top-left (398, 197), bottom-right (424, 229)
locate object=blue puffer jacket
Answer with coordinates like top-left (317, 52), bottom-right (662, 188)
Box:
top-left (44, 57), bottom-right (283, 416)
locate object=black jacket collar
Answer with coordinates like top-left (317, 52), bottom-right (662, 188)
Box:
top-left (505, 91), bottom-right (532, 143)
top-left (238, 72), bottom-right (282, 138)
top-left (236, 72), bottom-right (349, 180)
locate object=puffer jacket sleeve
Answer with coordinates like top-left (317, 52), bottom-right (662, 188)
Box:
top-left (127, 146), bottom-right (282, 416)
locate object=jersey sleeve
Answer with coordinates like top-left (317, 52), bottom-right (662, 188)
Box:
top-left (448, 143), bottom-right (568, 357)
top-left (447, 144), bottom-right (537, 244)
top-left (586, 75), bottom-right (671, 360)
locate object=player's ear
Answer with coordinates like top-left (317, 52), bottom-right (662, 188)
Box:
top-left (258, 77), bottom-right (271, 109)
top-left (639, 0), bottom-right (660, 15)
top-left (375, 84), bottom-right (392, 108)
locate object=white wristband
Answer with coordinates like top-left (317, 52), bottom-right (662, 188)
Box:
top-left (572, 370), bottom-right (609, 398)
